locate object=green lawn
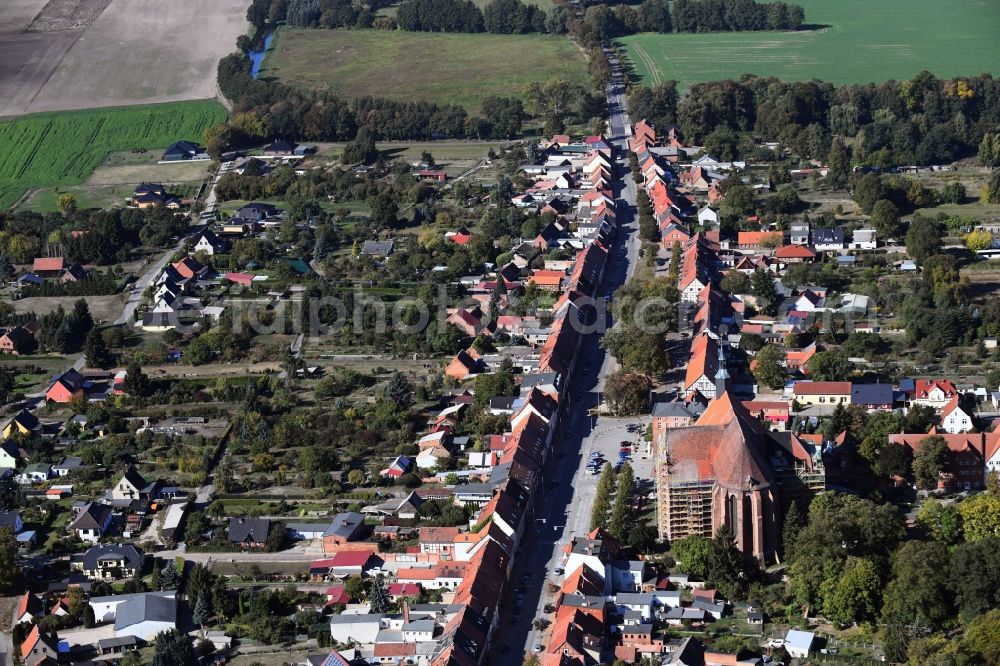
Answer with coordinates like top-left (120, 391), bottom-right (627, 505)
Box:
top-left (620, 0), bottom-right (1000, 89)
top-left (21, 181), bottom-right (200, 214)
top-left (260, 28), bottom-right (590, 111)
top-left (0, 100), bottom-right (227, 210)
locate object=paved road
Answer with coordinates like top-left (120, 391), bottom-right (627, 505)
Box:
top-left (494, 53), bottom-right (642, 664)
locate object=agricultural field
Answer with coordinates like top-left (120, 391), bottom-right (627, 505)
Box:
top-left (620, 0), bottom-right (1000, 89)
top-left (260, 28), bottom-right (590, 111)
top-left (0, 0), bottom-right (250, 116)
top-left (310, 140), bottom-right (498, 175)
top-left (0, 100), bottom-right (226, 209)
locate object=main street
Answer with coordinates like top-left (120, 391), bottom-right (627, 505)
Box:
top-left (493, 52), bottom-right (643, 664)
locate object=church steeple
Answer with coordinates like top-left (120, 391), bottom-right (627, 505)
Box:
top-left (715, 343), bottom-right (730, 397)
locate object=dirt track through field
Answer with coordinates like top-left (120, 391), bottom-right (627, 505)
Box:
top-left (0, 0), bottom-right (249, 117)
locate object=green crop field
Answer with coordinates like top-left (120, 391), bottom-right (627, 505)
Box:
top-left (620, 0), bottom-right (1000, 89)
top-left (261, 29), bottom-right (589, 111)
top-left (0, 100), bottom-right (227, 210)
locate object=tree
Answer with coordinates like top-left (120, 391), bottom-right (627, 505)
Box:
top-left (151, 630), bottom-right (196, 666)
top-left (382, 372), bottom-right (413, 409)
top-left (608, 462), bottom-right (634, 541)
top-left (948, 538), bottom-right (1000, 620)
top-left (600, 325), bottom-right (668, 377)
top-left (826, 557), bottom-right (882, 626)
top-left (57, 193), bottom-right (77, 215)
top-left (84, 603), bottom-right (96, 628)
top-left (882, 540), bottom-right (952, 629)
top-left (160, 562), bottom-right (181, 591)
top-left (347, 469), bottom-right (366, 487)
top-left (781, 500), bottom-right (804, 561)
top-left (964, 228), bottom-right (993, 251)
top-left (979, 133), bottom-right (1000, 168)
top-left (869, 199), bottom-right (900, 239)
top-left (965, 610), bottom-right (1000, 664)
top-left (957, 492), bottom-right (1000, 541)
top-left (905, 216), bottom-right (942, 265)
top-left (604, 371), bottom-right (651, 415)
top-left (912, 435), bottom-right (949, 490)
top-left (591, 464), bottom-right (615, 531)
top-left (750, 269), bottom-right (778, 315)
top-left (720, 271), bottom-right (751, 295)
top-left (672, 535), bottom-right (714, 579)
top-left (84, 329), bottom-right (112, 369)
top-left (368, 576), bottom-right (391, 613)
top-left (707, 526), bottom-right (747, 600)
top-left (752, 344), bottom-right (786, 389)
top-left (807, 349), bottom-right (851, 381)
top-left (915, 500), bottom-right (963, 545)
top-left (193, 594), bottom-right (211, 629)
top-left (0, 527), bottom-right (17, 592)
top-left (121, 362), bottom-right (150, 398)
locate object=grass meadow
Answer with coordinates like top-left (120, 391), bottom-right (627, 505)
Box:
top-left (620, 0), bottom-right (1000, 89)
top-left (260, 29), bottom-right (590, 112)
top-left (0, 100), bottom-right (227, 209)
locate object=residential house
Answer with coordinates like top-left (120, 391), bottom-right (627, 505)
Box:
top-left (651, 402), bottom-right (696, 445)
top-left (32, 257), bottom-right (65, 278)
top-left (792, 381), bottom-right (852, 406)
top-left (941, 396), bottom-right (973, 434)
top-left (774, 244), bottom-right (817, 264)
top-left (194, 229), bottom-right (227, 255)
top-left (227, 517), bottom-right (271, 548)
top-left (263, 139), bottom-right (296, 156)
top-left (812, 228), bottom-right (845, 252)
top-left (69, 502), bottom-right (113, 542)
top-left (17, 463), bottom-right (52, 485)
top-left (21, 625), bottom-right (59, 666)
top-left (112, 468), bottom-right (158, 502)
top-left (0, 510), bottom-right (24, 534)
top-left (327, 550), bottom-right (378, 578)
top-left (736, 231), bottom-right (783, 251)
top-left (888, 430), bottom-right (992, 491)
top-left (851, 228), bottom-right (877, 250)
top-left (697, 207), bottom-right (719, 227)
top-left (90, 591), bottom-right (177, 641)
top-left (15, 592), bottom-right (44, 624)
top-left (789, 222), bottom-right (810, 245)
top-left (46, 368), bottom-right (86, 402)
top-left (0, 439), bottom-right (26, 469)
top-left (0, 325), bottom-right (35, 354)
top-left (162, 140), bottom-right (204, 161)
top-left (74, 544), bottom-right (145, 580)
top-left (321, 511), bottom-right (366, 550)
top-left (784, 630), bottom-right (816, 659)
top-left (329, 614), bottom-right (385, 645)
top-left (911, 379), bottom-right (958, 408)
top-left (362, 240), bottom-right (394, 257)
top-left (850, 384), bottom-right (894, 411)
top-left (4, 409), bottom-right (40, 438)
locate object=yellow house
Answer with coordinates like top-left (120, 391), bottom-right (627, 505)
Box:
top-left (792, 381), bottom-right (852, 406)
top-left (3, 409), bottom-right (39, 439)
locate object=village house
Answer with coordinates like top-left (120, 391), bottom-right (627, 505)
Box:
top-left (68, 502), bottom-right (113, 542)
top-left (73, 544), bottom-right (145, 580)
top-left (227, 517), bottom-right (271, 548)
top-left (0, 325), bottom-right (35, 354)
top-left (793, 381), bottom-right (852, 406)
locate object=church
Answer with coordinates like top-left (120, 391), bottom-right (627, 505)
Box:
top-left (653, 371), bottom-right (825, 563)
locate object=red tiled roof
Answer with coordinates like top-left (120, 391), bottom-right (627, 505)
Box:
top-left (793, 381), bottom-right (851, 395)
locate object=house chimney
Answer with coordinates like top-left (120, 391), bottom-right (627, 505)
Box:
top-left (402, 600), bottom-right (410, 624)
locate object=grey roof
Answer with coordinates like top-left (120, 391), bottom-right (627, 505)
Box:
top-left (329, 613), bottom-right (384, 625)
top-left (812, 228), bottom-right (844, 244)
top-left (403, 620), bottom-right (436, 632)
top-left (69, 502), bottom-right (112, 531)
top-left (98, 636), bottom-right (139, 649)
top-left (616, 592), bottom-right (653, 606)
top-left (54, 456), bottom-right (82, 470)
top-left (362, 240), bottom-right (394, 256)
top-left (227, 517), bottom-right (270, 543)
top-left (851, 383), bottom-right (893, 405)
top-left (625, 623), bottom-right (653, 635)
top-left (115, 592), bottom-right (176, 630)
top-left (691, 598), bottom-right (725, 613)
top-left (0, 510), bottom-right (21, 529)
top-left (652, 401), bottom-right (693, 418)
top-left (82, 544), bottom-right (144, 571)
top-left (322, 512), bottom-right (365, 539)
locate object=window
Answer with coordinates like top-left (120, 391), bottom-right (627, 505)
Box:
top-left (819, 397), bottom-right (826, 403)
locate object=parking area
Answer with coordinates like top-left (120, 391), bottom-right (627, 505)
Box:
top-left (581, 416), bottom-right (653, 482)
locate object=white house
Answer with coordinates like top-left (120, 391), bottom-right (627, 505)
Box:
top-left (941, 396), bottom-right (973, 434)
top-left (812, 228), bottom-right (844, 252)
top-left (329, 613), bottom-right (385, 645)
top-left (790, 222), bottom-right (810, 245)
top-left (615, 592), bottom-right (654, 621)
top-left (784, 630), bottom-right (816, 659)
top-left (851, 228), bottom-right (877, 250)
top-left (653, 590), bottom-right (681, 608)
top-left (193, 230), bottom-right (226, 256)
top-left (697, 207), bottom-right (718, 227)
top-left (611, 560), bottom-right (645, 593)
top-left (90, 591), bottom-right (177, 641)
top-left (68, 502), bottom-right (113, 543)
